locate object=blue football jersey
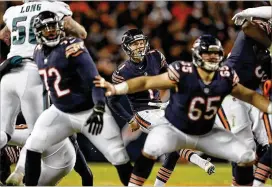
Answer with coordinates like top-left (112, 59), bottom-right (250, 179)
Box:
top-left (34, 37), bottom-right (103, 113)
top-left (224, 31), bottom-right (271, 90)
top-left (111, 50), bottom-right (167, 112)
top-left (166, 61), bottom-right (239, 135)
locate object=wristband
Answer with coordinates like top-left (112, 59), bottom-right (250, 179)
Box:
top-left (114, 82), bottom-right (129, 95)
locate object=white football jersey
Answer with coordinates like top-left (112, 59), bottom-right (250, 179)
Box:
top-left (3, 1), bottom-right (72, 58)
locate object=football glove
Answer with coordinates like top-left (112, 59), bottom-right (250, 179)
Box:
top-left (85, 103), bottom-right (105, 135)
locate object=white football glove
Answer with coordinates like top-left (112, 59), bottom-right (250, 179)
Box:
top-left (232, 11), bottom-right (253, 26)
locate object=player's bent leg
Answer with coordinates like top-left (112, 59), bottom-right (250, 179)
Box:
top-left (0, 73), bottom-right (21, 142)
top-left (19, 67), bottom-right (43, 132)
top-left (230, 126), bottom-right (256, 185)
top-left (129, 125), bottom-right (184, 186)
top-left (38, 139), bottom-right (76, 185)
top-left (0, 147), bottom-right (12, 185)
top-left (155, 151), bottom-right (180, 186)
top-left (38, 162), bottom-right (74, 186)
top-left (0, 132), bottom-right (9, 149)
top-left (196, 127), bottom-right (255, 166)
top-left (24, 105), bottom-right (74, 186)
top-left (8, 128), bottom-right (29, 147)
top-left (180, 149), bottom-right (215, 175)
top-left (81, 106), bottom-right (132, 185)
top-left (6, 146), bottom-right (26, 186)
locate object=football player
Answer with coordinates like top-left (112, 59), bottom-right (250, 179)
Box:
top-left (0, 0), bottom-right (86, 149)
top-left (226, 9), bottom-right (272, 185)
top-left (94, 34), bottom-right (272, 186)
top-left (24, 11), bottom-right (132, 186)
top-left (215, 14), bottom-right (272, 186)
top-left (0, 0), bottom-right (92, 185)
top-left (1, 124), bottom-right (76, 186)
top-left (108, 29), bottom-right (215, 186)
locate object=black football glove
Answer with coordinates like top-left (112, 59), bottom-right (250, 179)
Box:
top-left (85, 103), bottom-right (105, 135)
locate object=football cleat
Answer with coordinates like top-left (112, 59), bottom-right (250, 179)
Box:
top-left (204, 158), bottom-right (215, 175)
top-left (5, 171), bottom-right (24, 186)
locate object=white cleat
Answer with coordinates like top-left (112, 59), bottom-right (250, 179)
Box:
top-left (204, 158), bottom-right (215, 175)
top-left (5, 171), bottom-right (24, 186)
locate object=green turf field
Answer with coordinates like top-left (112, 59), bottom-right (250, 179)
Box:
top-left (58, 163), bottom-right (234, 186)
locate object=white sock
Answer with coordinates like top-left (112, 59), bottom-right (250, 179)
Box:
top-left (253, 179), bottom-right (265, 186)
top-left (154, 178), bottom-right (165, 186)
top-left (189, 154), bottom-right (207, 170)
top-left (128, 182), bottom-right (140, 186)
top-left (0, 131), bottom-right (8, 149)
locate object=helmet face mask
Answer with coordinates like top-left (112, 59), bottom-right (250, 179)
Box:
top-left (33, 11), bottom-right (64, 47)
top-left (121, 29), bottom-right (150, 62)
top-left (192, 35), bottom-right (224, 71)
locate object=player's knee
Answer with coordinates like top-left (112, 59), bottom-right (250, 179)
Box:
top-left (237, 150), bottom-right (256, 166)
top-left (0, 131), bottom-right (9, 149)
top-left (143, 127), bottom-right (174, 159)
top-left (25, 136), bottom-right (44, 153)
top-left (143, 143), bottom-right (161, 159)
top-left (106, 145), bottom-right (130, 165)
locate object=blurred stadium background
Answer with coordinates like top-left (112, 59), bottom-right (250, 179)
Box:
top-left (1, 1), bottom-right (272, 186)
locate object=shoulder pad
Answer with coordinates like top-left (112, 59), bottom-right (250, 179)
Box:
top-left (64, 37), bottom-right (85, 58)
top-left (147, 49), bottom-right (167, 68)
top-left (112, 69), bottom-right (125, 84)
top-left (218, 65), bottom-right (239, 86)
top-left (3, 6), bottom-right (15, 23)
top-left (167, 61), bottom-right (193, 82)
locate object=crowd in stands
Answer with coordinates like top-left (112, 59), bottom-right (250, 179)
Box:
top-left (0, 1), bottom-right (266, 80)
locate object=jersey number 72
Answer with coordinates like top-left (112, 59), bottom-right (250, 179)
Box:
top-left (39, 68), bottom-right (71, 98)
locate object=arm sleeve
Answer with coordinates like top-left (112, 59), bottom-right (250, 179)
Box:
top-left (243, 6), bottom-right (272, 19)
top-left (107, 95), bottom-right (133, 122)
top-left (67, 39), bottom-right (105, 105)
top-left (107, 70), bottom-right (133, 122)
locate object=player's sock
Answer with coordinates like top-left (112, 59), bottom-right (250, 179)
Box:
top-left (25, 150), bottom-right (41, 186)
top-left (74, 148), bottom-right (93, 186)
top-left (154, 151), bottom-right (179, 186)
top-left (180, 149), bottom-right (215, 174)
top-left (253, 147), bottom-right (272, 185)
top-left (252, 179), bottom-right (265, 186)
top-left (0, 147), bottom-right (11, 184)
top-left (232, 162), bottom-right (253, 186)
top-left (128, 153), bottom-right (155, 186)
top-left (114, 161), bottom-right (133, 185)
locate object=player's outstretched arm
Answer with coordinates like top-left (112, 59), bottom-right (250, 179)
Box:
top-left (231, 83), bottom-right (272, 114)
top-left (232, 6), bottom-right (272, 21)
top-left (63, 16), bottom-right (87, 39)
top-left (94, 72), bottom-right (176, 96)
top-left (0, 25), bottom-right (10, 46)
top-left (242, 21), bottom-right (272, 48)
